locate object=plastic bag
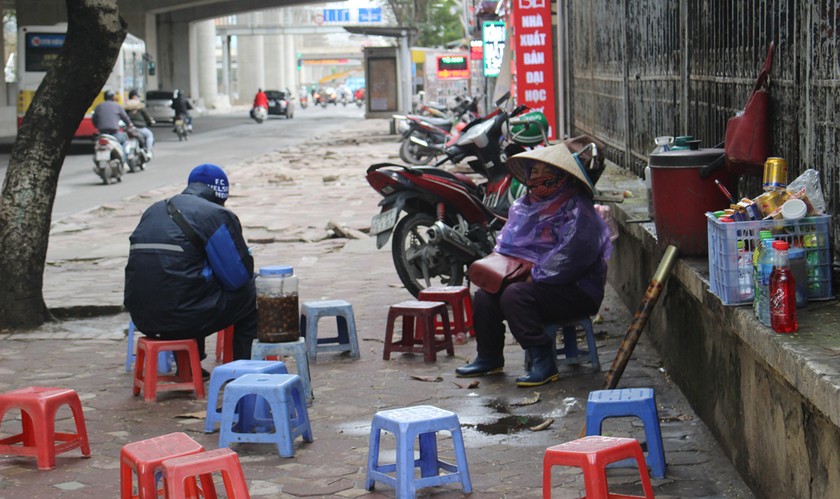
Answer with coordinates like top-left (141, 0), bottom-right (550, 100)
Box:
top-left (787, 169), bottom-right (826, 215)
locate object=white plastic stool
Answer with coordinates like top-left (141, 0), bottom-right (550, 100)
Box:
top-left (300, 299), bottom-right (360, 362)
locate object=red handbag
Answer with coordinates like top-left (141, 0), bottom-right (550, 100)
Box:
top-left (724, 42), bottom-right (775, 176)
top-left (468, 252), bottom-right (534, 294)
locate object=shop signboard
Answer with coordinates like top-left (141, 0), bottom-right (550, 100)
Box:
top-left (482, 20), bottom-right (505, 77)
top-left (512, 0), bottom-right (555, 138)
top-left (437, 55), bottom-right (469, 79)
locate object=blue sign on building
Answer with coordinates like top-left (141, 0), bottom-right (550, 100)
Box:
top-left (323, 8), bottom-right (350, 23)
top-left (358, 8), bottom-right (382, 23)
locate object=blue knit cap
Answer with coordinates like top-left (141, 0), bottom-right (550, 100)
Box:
top-left (188, 163), bottom-right (229, 204)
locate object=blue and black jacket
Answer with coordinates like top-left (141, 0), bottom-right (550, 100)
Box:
top-left (124, 183), bottom-right (254, 334)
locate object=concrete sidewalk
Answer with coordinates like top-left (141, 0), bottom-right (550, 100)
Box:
top-left (0, 118), bottom-right (754, 497)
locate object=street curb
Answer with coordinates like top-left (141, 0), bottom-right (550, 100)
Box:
top-left (50, 304), bottom-right (124, 319)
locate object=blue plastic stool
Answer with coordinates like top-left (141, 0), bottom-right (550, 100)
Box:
top-left (300, 299), bottom-right (360, 362)
top-left (125, 320), bottom-right (174, 374)
top-left (250, 338), bottom-right (313, 404)
top-left (218, 373), bottom-right (313, 457)
top-left (524, 317), bottom-right (600, 372)
top-left (585, 388), bottom-right (666, 479)
top-left (204, 359), bottom-right (288, 433)
top-left (365, 405), bottom-right (472, 497)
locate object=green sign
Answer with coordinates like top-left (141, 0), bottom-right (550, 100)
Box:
top-left (482, 20), bottom-right (506, 77)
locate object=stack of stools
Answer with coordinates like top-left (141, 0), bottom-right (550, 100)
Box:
top-left (251, 338), bottom-right (313, 403)
top-left (125, 320), bottom-right (174, 374)
top-left (0, 386), bottom-right (91, 470)
top-left (383, 300), bottom-right (454, 362)
top-left (161, 448), bottom-right (250, 498)
top-left (204, 359), bottom-right (289, 434)
top-left (120, 432), bottom-right (210, 498)
top-left (543, 435), bottom-right (655, 498)
top-left (417, 285), bottom-right (474, 343)
top-left (218, 373), bottom-right (313, 458)
top-left (365, 405), bottom-right (472, 497)
top-left (585, 388), bottom-right (666, 479)
top-left (215, 325), bottom-right (235, 364)
top-left (525, 316), bottom-right (601, 372)
top-left (133, 337), bottom-right (205, 403)
top-left (300, 299), bottom-right (360, 362)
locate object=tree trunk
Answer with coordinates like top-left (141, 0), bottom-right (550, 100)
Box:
top-left (0, 0), bottom-right (126, 329)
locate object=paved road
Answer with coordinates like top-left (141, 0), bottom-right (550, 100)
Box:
top-left (0, 104), bottom-right (365, 220)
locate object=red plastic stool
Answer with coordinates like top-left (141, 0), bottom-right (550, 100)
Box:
top-left (133, 337), bottom-right (206, 403)
top-left (543, 436), bottom-right (654, 499)
top-left (383, 300), bottom-right (454, 362)
top-left (162, 447), bottom-right (250, 498)
top-left (120, 432), bottom-right (208, 499)
top-left (418, 285), bottom-right (474, 341)
top-left (0, 386), bottom-right (91, 470)
top-left (215, 326), bottom-right (234, 364)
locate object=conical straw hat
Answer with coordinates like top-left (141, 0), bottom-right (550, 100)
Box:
top-left (506, 143), bottom-right (595, 196)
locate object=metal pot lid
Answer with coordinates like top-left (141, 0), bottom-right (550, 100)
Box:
top-left (649, 148), bottom-right (725, 168)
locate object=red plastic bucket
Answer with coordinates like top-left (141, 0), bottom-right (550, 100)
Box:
top-left (649, 148), bottom-right (732, 256)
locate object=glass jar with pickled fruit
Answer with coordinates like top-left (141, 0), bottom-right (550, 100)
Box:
top-left (256, 265), bottom-right (299, 343)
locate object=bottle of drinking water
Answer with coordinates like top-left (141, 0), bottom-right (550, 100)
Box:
top-left (737, 240), bottom-right (754, 301)
top-left (755, 236), bottom-right (776, 327)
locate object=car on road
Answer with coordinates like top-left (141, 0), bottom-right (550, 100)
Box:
top-left (145, 90), bottom-right (176, 123)
top-left (265, 89), bottom-right (295, 118)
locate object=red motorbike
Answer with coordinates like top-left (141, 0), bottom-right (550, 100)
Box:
top-left (394, 95), bottom-right (481, 165)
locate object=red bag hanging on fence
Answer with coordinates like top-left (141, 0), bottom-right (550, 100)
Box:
top-left (724, 42), bottom-right (776, 176)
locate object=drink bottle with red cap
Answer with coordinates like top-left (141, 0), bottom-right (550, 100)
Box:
top-left (769, 240), bottom-right (798, 333)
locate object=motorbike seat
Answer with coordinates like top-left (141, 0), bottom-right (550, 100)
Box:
top-left (406, 115), bottom-right (453, 131)
top-left (412, 167), bottom-right (481, 195)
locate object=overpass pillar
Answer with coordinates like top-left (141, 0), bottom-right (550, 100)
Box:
top-left (195, 20), bottom-right (218, 109)
top-left (157, 15), bottom-right (192, 95)
top-left (237, 13), bottom-right (265, 105)
top-left (263, 10), bottom-right (283, 90)
top-left (283, 9), bottom-right (297, 93)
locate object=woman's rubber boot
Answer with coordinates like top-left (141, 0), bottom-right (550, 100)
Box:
top-left (455, 356), bottom-right (504, 377)
top-left (515, 346), bottom-right (559, 387)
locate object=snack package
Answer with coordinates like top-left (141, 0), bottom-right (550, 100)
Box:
top-left (787, 169), bottom-right (826, 215)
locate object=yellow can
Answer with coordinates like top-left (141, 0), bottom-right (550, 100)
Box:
top-left (763, 157), bottom-right (788, 191)
top-left (755, 190), bottom-right (784, 217)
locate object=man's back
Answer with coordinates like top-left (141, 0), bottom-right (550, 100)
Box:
top-left (93, 100), bottom-right (130, 133)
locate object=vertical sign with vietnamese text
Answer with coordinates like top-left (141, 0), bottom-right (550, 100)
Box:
top-left (513, 0), bottom-right (555, 139)
top-left (482, 21), bottom-right (505, 77)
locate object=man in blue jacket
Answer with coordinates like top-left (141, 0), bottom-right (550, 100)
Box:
top-left (124, 164), bottom-right (257, 361)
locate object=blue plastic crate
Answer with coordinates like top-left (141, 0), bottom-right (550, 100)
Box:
top-left (706, 214), bottom-right (833, 305)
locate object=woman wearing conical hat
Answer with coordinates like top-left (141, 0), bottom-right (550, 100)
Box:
top-left (456, 143), bottom-right (613, 386)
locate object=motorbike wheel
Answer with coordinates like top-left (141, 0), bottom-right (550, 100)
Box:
top-left (392, 212), bottom-right (465, 297)
top-left (99, 162), bottom-right (110, 185)
top-left (399, 138), bottom-right (435, 165)
top-left (127, 158), bottom-right (137, 173)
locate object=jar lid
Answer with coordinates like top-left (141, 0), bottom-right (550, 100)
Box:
top-left (260, 265), bottom-right (293, 277)
top-left (780, 198), bottom-right (807, 220)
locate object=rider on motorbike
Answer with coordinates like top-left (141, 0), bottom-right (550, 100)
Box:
top-left (252, 89), bottom-right (268, 114)
top-left (170, 89), bottom-right (193, 131)
top-left (125, 89), bottom-right (155, 159)
top-left (92, 90), bottom-right (133, 151)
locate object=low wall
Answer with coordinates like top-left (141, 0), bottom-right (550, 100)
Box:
top-left (601, 164), bottom-right (840, 498)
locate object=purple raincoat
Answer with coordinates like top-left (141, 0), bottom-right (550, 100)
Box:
top-left (494, 189), bottom-right (613, 306)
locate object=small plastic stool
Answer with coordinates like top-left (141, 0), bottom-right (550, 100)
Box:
top-left (300, 299), bottom-right (360, 362)
top-left (525, 317), bottom-right (600, 372)
top-left (215, 325), bottom-right (235, 364)
top-left (125, 320), bottom-right (174, 374)
top-left (133, 337), bottom-right (206, 403)
top-left (585, 388), bottom-right (666, 479)
top-left (365, 405), bottom-right (472, 497)
top-left (204, 360), bottom-right (288, 433)
top-left (543, 436), bottom-right (655, 499)
top-left (218, 374), bottom-right (313, 458)
top-left (417, 285), bottom-right (474, 339)
top-left (0, 386), bottom-right (91, 470)
top-left (250, 338), bottom-right (313, 403)
top-left (120, 432), bottom-right (207, 499)
top-left (161, 448), bottom-right (250, 498)
top-left (383, 300), bottom-right (454, 362)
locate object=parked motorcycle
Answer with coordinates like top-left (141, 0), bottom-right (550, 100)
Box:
top-left (395, 95), bottom-right (480, 165)
top-left (173, 114), bottom-right (189, 141)
top-left (92, 133), bottom-right (126, 185)
top-left (367, 94), bottom-right (606, 296)
top-left (251, 105), bottom-right (268, 123)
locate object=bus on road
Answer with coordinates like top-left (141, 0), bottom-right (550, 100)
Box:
top-left (17, 24), bottom-right (147, 139)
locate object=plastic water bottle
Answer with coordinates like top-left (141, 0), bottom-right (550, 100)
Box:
top-left (769, 240), bottom-right (798, 333)
top-left (755, 236), bottom-right (776, 326)
top-left (737, 240), bottom-right (754, 301)
top-left (752, 231), bottom-right (773, 321)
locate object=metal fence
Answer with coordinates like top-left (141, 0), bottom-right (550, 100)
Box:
top-left (562, 0), bottom-right (840, 268)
